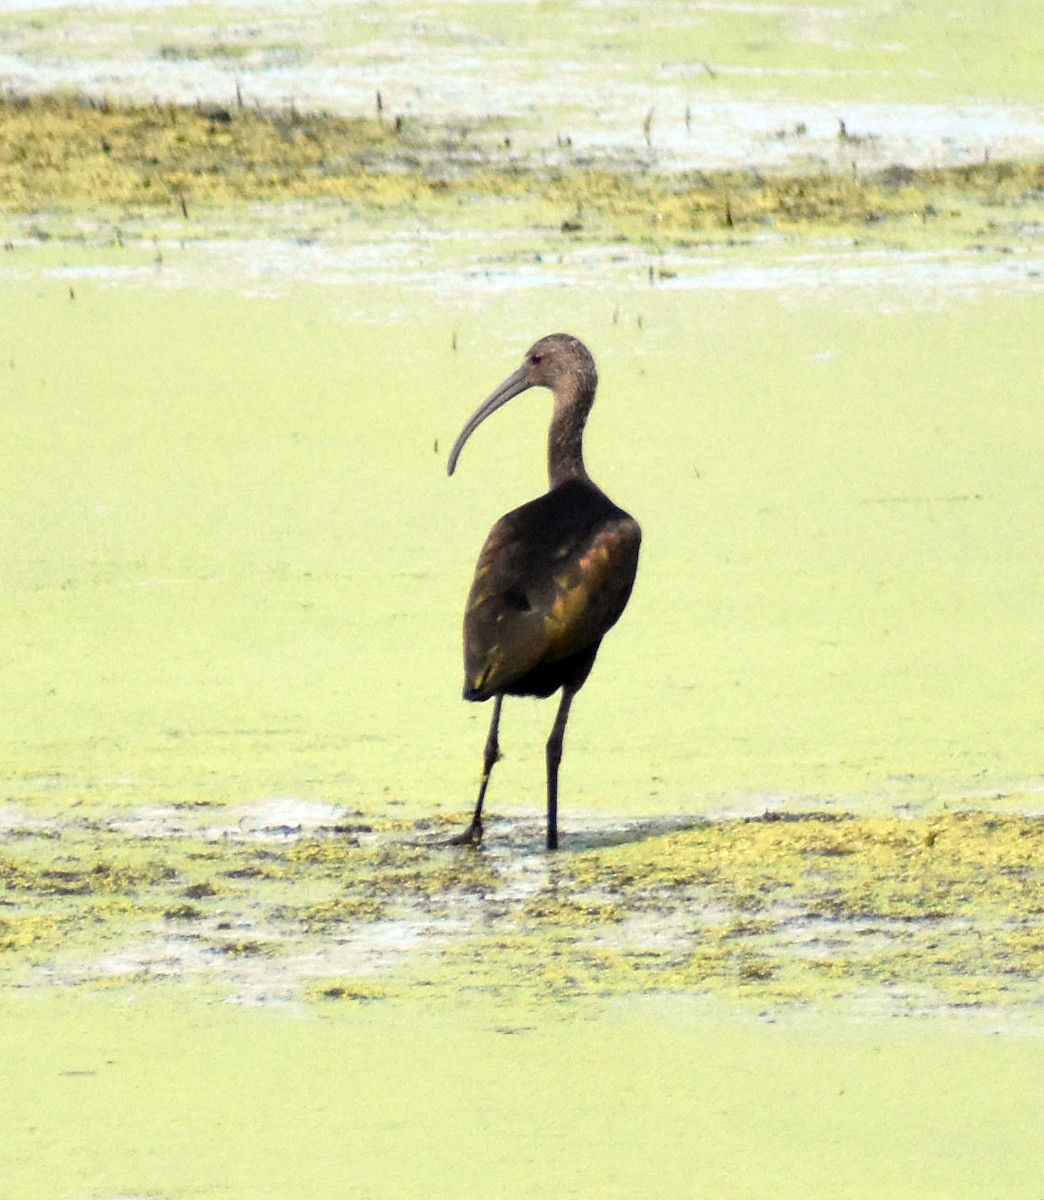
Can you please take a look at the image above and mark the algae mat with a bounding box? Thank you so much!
[5,803,1044,1018]
[2,250,1043,814]
[3,990,1044,1200]
[2,58,1044,1198]
[3,228,1044,1197]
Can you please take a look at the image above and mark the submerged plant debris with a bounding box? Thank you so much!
[2,803,1044,1020]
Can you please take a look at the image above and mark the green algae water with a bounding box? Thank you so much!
[3,168,1044,1200]
[3,258,1042,816]
[2,2,1044,1194]
[4,990,1044,1200]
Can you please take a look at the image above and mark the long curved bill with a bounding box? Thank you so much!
[447,365,531,476]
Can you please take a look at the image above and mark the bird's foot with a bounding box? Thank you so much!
[445,817,483,848]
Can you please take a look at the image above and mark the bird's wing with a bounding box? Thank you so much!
[463,509,641,698]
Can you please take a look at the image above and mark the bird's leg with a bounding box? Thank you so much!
[545,685,577,852]
[449,694,503,847]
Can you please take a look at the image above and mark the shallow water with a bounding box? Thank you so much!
[2,7,1044,1197]
[5,201,1043,1190]
[3,234,1043,818]
[5,989,1044,1200]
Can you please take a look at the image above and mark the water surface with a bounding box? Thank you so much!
[2,6,1043,1197]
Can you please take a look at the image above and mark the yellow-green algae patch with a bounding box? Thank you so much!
[4,808,1044,1020]
[2,93,1043,245]
[430,812,1044,1016]
[0,92,478,209]
[557,812,1044,1012]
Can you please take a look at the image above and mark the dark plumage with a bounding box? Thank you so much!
[446,333,641,850]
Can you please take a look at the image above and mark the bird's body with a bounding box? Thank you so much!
[447,333,640,850]
[463,478,639,701]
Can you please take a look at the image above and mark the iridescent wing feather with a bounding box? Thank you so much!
[463,482,641,700]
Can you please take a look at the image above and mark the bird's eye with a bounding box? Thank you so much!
[531,353,542,365]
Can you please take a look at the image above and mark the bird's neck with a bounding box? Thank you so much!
[547,391,592,488]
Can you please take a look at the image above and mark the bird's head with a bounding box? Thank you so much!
[447,333,597,476]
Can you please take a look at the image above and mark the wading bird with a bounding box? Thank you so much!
[446,333,641,850]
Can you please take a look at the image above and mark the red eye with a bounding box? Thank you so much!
[531,353,542,365]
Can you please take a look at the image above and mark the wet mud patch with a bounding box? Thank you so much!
[3,801,1044,1023]
[2,92,1043,251]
